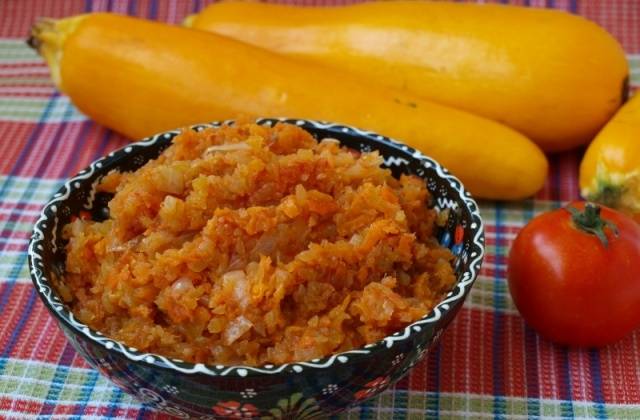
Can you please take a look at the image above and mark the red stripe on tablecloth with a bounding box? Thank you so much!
[57,123,129,178]
[19,121,81,178]
[24,301,80,366]
[1,243,27,252]
[505,309,528,397]
[0,88,56,97]
[434,307,640,404]
[568,350,594,404]
[480,268,507,279]
[0,213,39,225]
[405,344,428,391]
[0,202,45,211]
[484,225,524,235]
[537,150,582,202]
[0,123,41,175]
[35,122,91,178]
[26,305,63,363]
[0,229,29,239]
[436,304,482,394]
[1,297,85,367]
[0,396,43,416]
[11,120,64,177]
[0,120,129,179]
[66,124,129,176]
[0,208,41,220]
[600,338,640,404]
[1,0,87,38]
[581,0,640,53]
[59,121,104,176]
[0,67,50,77]
[0,284,35,353]
[12,299,72,369]
[0,55,54,97]
[19,122,86,179]
[483,254,511,265]
[557,151,581,201]
[0,63,49,73]
[0,397,165,419]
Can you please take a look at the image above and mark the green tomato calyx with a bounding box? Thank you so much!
[566,203,619,247]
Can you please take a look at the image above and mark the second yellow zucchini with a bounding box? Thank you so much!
[186,1,628,152]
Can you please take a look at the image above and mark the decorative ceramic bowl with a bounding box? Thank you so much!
[29,118,484,418]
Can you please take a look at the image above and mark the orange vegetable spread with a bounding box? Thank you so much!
[60,122,455,365]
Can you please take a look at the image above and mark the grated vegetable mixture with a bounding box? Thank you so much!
[60,122,455,366]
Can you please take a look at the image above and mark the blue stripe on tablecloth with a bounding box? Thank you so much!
[559,349,575,417]
[569,0,578,13]
[72,368,100,417]
[135,406,146,420]
[192,0,201,13]
[358,398,373,419]
[589,349,607,419]
[106,386,126,418]
[493,203,506,418]
[39,341,80,417]
[149,0,158,19]
[128,0,137,15]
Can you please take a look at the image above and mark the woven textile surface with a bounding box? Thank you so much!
[1,0,639,418]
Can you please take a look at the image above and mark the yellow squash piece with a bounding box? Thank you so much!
[186,1,628,152]
[580,94,640,221]
[30,13,547,200]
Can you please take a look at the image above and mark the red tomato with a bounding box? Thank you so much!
[507,201,640,347]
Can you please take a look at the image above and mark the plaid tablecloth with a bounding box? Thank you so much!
[1,0,639,418]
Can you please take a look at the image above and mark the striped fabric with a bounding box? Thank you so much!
[1,0,639,418]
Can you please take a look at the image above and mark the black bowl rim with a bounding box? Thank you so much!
[28,117,484,378]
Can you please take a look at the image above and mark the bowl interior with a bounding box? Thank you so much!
[29,118,484,377]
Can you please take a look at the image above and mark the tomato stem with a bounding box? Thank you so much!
[566,203,619,247]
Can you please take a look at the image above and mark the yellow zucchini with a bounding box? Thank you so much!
[580,94,640,221]
[186,1,628,152]
[30,13,548,200]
